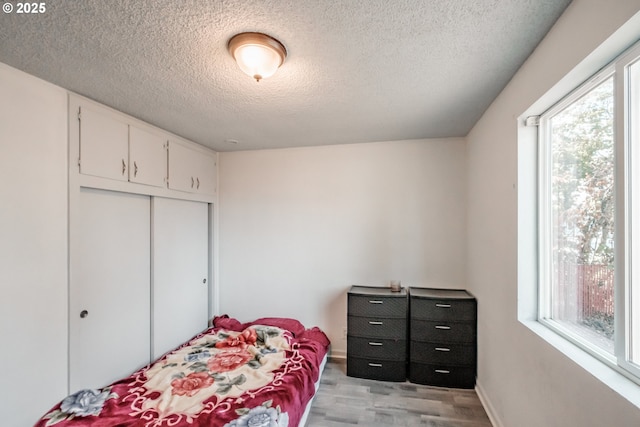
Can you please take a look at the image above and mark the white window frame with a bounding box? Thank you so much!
[619,44,640,380]
[537,40,640,384]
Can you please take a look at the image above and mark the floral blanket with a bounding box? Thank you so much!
[36,318,330,427]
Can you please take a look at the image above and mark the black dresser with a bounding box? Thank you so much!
[347,285,407,381]
[408,287,477,389]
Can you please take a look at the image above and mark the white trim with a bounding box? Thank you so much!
[618,42,640,381]
[475,381,501,427]
[329,349,346,360]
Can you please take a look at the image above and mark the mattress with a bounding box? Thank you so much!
[35,315,330,427]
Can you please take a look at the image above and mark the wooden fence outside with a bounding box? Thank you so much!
[554,262,614,321]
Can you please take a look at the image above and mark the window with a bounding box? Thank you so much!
[628,53,640,369]
[538,41,640,381]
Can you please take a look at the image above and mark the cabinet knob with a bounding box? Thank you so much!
[80,310,89,318]
[202,278,207,284]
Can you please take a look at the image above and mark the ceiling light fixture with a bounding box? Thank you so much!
[228,32,287,82]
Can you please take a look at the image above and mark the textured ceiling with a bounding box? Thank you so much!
[0,0,571,151]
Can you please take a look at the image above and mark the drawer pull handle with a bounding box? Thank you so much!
[369,321,383,325]
[368,342,383,346]
[435,369,450,374]
[435,325,451,330]
[435,347,450,352]
[436,303,451,308]
[368,363,383,368]
[369,300,384,304]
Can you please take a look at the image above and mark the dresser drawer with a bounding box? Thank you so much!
[408,362,475,389]
[410,298,476,321]
[348,335,407,360]
[409,341,475,365]
[410,319,475,343]
[347,356,406,382]
[348,294,407,318]
[348,315,407,339]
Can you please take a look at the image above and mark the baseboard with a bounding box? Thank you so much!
[329,349,346,360]
[475,381,503,427]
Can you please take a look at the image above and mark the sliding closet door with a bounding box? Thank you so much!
[70,188,151,392]
[152,197,209,359]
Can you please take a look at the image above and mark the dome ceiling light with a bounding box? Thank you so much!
[228,32,287,82]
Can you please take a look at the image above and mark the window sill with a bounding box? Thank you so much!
[521,319,640,410]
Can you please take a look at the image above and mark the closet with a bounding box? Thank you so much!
[152,197,209,360]
[70,188,151,391]
[68,95,216,391]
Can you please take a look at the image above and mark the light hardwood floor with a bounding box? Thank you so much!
[305,359,492,427]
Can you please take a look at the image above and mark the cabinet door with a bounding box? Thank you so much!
[129,125,167,187]
[70,188,151,392]
[167,141,216,195]
[152,197,209,359]
[79,105,129,181]
[195,151,217,195]
[167,141,197,193]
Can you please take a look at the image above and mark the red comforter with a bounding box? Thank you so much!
[35,316,330,427]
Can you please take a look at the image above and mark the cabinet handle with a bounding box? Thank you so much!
[80,310,89,318]
[368,321,383,325]
[196,177,200,189]
[121,159,126,175]
[203,278,207,284]
[191,176,195,188]
[435,369,450,374]
[435,347,451,352]
[436,303,451,308]
[368,363,383,368]
[368,300,383,304]
[133,161,138,177]
[368,342,383,346]
[435,325,451,330]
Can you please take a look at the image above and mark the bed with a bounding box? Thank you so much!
[35,315,330,427]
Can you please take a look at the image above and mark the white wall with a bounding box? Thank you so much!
[218,139,466,355]
[467,1,640,426]
[0,64,68,424]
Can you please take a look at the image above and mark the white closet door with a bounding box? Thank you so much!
[70,188,151,392]
[153,197,209,360]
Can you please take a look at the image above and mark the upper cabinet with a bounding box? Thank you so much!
[72,95,217,200]
[78,104,129,182]
[78,103,166,188]
[168,140,217,196]
[129,125,167,188]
